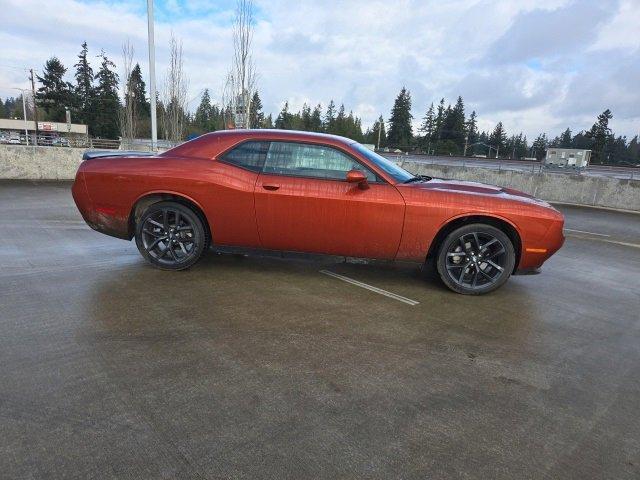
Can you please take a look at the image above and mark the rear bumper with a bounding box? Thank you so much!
[72,171,131,240]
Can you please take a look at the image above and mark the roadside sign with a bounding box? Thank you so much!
[38,122,57,131]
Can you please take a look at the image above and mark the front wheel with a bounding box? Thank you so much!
[436,223,515,295]
[135,201,207,270]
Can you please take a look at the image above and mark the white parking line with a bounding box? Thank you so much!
[320,270,420,306]
[564,228,610,237]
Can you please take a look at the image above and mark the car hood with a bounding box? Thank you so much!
[406,177,548,205]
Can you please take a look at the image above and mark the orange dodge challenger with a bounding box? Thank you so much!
[72,129,564,294]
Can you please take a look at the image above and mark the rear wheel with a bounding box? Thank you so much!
[135,201,207,270]
[436,223,515,295]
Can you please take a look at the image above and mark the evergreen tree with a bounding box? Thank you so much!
[324,100,336,133]
[195,89,213,132]
[300,103,312,130]
[505,133,528,159]
[434,98,445,142]
[128,64,150,137]
[275,102,292,129]
[0,97,6,118]
[73,42,95,132]
[249,91,264,128]
[310,104,323,132]
[531,133,548,161]
[387,87,413,148]
[335,103,346,136]
[464,111,478,155]
[489,122,507,157]
[37,57,73,122]
[627,136,640,165]
[93,51,120,139]
[587,109,613,164]
[448,96,466,149]
[419,103,435,152]
[263,113,274,129]
[129,64,149,117]
[559,128,572,147]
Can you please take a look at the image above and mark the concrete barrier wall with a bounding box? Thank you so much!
[1,145,638,211]
[0,145,88,180]
[399,160,640,212]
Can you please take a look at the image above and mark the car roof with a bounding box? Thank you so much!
[206,129,356,145]
[163,129,359,160]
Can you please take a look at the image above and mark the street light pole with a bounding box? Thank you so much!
[147,0,158,151]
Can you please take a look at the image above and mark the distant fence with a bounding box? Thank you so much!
[0,136,178,150]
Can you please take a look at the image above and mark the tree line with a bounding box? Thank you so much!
[0,43,638,166]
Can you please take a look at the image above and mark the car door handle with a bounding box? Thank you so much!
[262,184,280,191]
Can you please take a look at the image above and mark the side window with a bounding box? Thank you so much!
[220,141,269,172]
[263,142,378,181]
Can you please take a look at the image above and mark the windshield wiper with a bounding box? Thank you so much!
[403,175,432,184]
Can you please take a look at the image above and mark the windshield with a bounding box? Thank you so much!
[352,143,414,183]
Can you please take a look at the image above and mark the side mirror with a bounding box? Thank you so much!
[346,169,369,189]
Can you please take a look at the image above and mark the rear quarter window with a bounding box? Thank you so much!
[220,141,270,172]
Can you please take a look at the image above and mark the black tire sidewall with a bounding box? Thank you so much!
[135,201,206,270]
[436,223,515,295]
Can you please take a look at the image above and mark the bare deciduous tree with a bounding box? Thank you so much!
[162,34,189,143]
[119,40,136,147]
[223,0,257,129]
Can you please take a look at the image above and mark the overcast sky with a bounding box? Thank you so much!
[1,0,638,139]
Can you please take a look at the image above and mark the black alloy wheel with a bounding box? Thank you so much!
[135,201,207,270]
[436,223,515,294]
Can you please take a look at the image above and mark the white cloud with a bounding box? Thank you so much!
[0,0,638,139]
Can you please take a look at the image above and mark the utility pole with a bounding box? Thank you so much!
[22,93,28,145]
[376,118,382,150]
[29,69,39,146]
[463,134,469,156]
[147,0,158,151]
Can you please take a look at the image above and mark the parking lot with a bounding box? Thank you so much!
[1,182,639,479]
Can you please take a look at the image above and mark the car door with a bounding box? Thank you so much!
[254,141,405,259]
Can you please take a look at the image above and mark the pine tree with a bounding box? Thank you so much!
[275,102,292,129]
[93,51,120,139]
[419,103,435,152]
[249,91,264,128]
[300,103,312,130]
[450,96,466,149]
[37,57,73,122]
[489,122,507,158]
[559,128,572,148]
[72,42,96,132]
[0,98,6,118]
[335,104,346,136]
[434,98,445,142]
[324,100,336,133]
[387,87,413,148]
[464,111,478,155]
[587,109,613,164]
[531,133,548,161]
[195,89,212,132]
[128,63,150,137]
[310,104,322,132]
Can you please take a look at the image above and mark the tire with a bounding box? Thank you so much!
[135,201,208,270]
[436,223,515,295]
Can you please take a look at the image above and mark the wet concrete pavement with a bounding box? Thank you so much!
[1,182,639,479]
